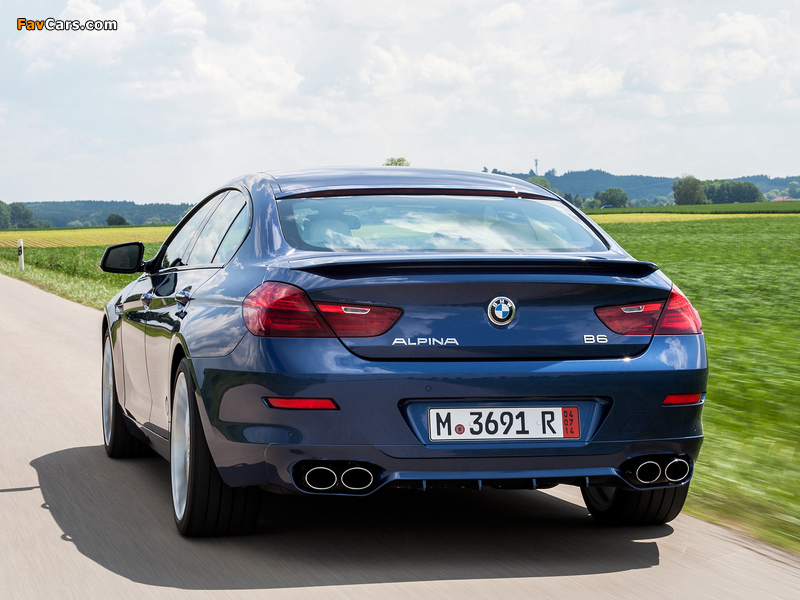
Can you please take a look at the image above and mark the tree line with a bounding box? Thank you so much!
[670,176,800,205]
[523,174,794,209]
[491,167,800,204]
[5,200,192,229]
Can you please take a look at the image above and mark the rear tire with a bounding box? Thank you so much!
[581,484,689,525]
[170,359,261,537]
[102,332,149,458]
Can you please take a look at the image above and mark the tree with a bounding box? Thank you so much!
[673,176,708,205]
[583,198,601,210]
[384,157,410,166]
[786,181,800,198]
[8,202,50,228]
[106,213,128,226]
[595,187,629,208]
[702,180,763,204]
[526,176,552,190]
[0,201,10,229]
[10,202,35,227]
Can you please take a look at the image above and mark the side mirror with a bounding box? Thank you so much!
[101,242,145,274]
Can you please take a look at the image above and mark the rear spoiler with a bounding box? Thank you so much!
[288,255,659,279]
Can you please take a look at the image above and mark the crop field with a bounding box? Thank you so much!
[0,214,798,553]
[0,225,172,248]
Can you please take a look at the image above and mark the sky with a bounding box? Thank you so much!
[2,0,799,204]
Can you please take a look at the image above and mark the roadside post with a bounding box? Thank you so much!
[18,239,24,271]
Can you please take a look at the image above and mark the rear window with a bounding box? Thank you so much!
[276,195,607,253]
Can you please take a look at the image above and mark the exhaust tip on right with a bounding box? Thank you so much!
[341,467,374,491]
[665,458,690,482]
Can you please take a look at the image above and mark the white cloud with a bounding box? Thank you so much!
[2,0,800,203]
[473,3,527,30]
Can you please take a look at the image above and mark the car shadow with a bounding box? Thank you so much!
[31,446,671,590]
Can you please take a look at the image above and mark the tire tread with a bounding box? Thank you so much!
[582,484,689,526]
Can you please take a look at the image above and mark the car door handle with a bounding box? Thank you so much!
[142,292,154,307]
[175,288,192,306]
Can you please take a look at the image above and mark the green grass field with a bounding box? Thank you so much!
[0,217,798,553]
[600,216,800,552]
[585,199,800,215]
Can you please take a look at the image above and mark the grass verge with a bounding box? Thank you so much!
[0,244,161,309]
[601,216,800,553]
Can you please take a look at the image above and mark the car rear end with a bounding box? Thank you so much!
[193,173,706,521]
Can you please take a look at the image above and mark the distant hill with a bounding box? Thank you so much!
[24,200,191,228]
[490,169,800,200]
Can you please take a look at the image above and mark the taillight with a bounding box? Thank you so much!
[244,283,334,337]
[316,303,402,337]
[595,286,702,336]
[654,287,702,335]
[243,282,402,338]
[594,301,664,335]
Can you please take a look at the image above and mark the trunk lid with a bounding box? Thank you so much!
[286,254,670,361]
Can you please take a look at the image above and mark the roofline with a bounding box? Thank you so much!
[254,166,561,201]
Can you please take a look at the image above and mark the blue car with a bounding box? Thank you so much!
[100,167,706,536]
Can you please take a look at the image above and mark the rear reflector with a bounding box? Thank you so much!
[265,397,339,410]
[316,303,402,337]
[663,393,703,406]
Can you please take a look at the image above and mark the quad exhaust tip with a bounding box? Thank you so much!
[629,456,691,486]
[299,462,378,493]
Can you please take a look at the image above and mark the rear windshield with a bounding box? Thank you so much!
[276,195,607,253]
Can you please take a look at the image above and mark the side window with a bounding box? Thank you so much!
[160,193,224,270]
[213,204,250,264]
[186,191,248,266]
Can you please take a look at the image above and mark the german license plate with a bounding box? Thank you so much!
[428,406,580,441]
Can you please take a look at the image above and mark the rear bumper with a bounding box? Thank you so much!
[211,436,703,494]
[189,334,707,492]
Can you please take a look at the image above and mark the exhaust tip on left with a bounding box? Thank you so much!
[635,461,662,484]
[304,466,337,491]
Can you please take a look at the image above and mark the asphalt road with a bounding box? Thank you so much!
[1,272,799,600]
